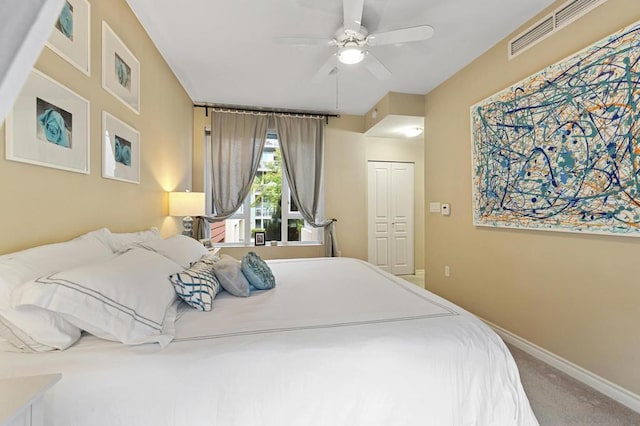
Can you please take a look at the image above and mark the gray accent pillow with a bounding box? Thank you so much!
[211,255,251,297]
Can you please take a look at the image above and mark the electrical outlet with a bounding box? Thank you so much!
[444,265,450,277]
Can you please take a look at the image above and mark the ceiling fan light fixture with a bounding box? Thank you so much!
[338,46,365,64]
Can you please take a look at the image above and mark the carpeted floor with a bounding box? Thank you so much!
[398,273,640,425]
[509,344,640,425]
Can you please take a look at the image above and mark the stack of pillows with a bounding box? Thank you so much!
[0,228,275,353]
[164,245,276,312]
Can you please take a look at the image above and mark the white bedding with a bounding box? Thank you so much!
[0,257,538,425]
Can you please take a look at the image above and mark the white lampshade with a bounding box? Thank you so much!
[169,192,205,217]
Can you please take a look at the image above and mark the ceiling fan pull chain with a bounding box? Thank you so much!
[335,67,339,110]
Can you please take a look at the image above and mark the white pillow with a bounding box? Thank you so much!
[105,227,161,253]
[138,235,209,269]
[74,227,113,248]
[0,234,114,352]
[13,248,182,348]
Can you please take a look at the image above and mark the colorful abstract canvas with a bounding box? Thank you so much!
[471,22,640,236]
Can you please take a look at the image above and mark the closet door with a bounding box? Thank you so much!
[367,161,414,275]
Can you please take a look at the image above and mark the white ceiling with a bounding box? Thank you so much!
[126,0,555,115]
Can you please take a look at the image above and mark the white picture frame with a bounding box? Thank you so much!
[46,0,91,76]
[102,21,140,114]
[102,111,140,184]
[5,69,90,174]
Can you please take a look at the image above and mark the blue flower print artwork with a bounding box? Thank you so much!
[55,1,73,41]
[115,53,131,91]
[114,135,132,166]
[36,98,72,149]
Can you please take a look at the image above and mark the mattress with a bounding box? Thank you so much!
[0,257,538,425]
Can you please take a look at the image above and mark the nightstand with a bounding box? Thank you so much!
[0,374,61,426]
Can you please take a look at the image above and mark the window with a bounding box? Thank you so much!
[205,131,323,245]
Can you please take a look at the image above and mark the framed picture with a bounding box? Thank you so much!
[199,238,213,249]
[254,232,265,246]
[5,69,89,174]
[471,20,640,237]
[102,111,140,184]
[46,0,91,75]
[102,21,140,114]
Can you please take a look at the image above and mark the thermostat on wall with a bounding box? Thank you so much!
[441,203,450,216]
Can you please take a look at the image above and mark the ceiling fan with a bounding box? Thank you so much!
[280,0,434,82]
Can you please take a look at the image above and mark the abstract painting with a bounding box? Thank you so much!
[471,21,640,236]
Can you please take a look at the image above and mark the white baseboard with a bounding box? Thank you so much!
[483,318,640,414]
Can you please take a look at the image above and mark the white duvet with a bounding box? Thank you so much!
[0,257,538,425]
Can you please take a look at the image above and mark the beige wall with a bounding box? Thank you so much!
[364,92,424,131]
[0,0,193,254]
[193,109,425,268]
[424,0,640,394]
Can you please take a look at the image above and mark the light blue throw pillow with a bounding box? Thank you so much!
[241,252,276,290]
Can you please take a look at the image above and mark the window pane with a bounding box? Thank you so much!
[251,139,282,242]
[287,219,304,242]
[289,194,299,212]
[213,218,245,243]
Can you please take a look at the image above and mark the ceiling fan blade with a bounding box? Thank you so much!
[312,54,337,83]
[363,52,391,80]
[367,25,434,46]
[343,0,364,32]
[276,37,335,47]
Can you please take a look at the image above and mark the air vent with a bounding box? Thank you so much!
[556,0,602,27]
[510,17,554,57]
[508,0,607,59]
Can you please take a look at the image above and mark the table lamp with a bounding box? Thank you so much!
[169,191,205,238]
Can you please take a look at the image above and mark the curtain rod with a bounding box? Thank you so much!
[194,103,340,121]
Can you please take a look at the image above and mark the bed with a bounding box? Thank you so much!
[0,248,538,425]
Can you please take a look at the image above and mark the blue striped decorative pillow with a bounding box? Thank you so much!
[169,261,222,312]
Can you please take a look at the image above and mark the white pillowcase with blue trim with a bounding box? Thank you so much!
[12,248,182,348]
[105,227,161,253]
[137,234,209,269]
[0,230,114,352]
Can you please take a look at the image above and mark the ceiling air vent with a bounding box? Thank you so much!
[510,16,554,57]
[508,0,607,59]
[556,0,603,27]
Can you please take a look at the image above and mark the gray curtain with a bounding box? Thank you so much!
[274,115,339,257]
[205,110,269,221]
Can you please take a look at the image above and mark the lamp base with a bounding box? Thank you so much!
[182,216,194,238]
